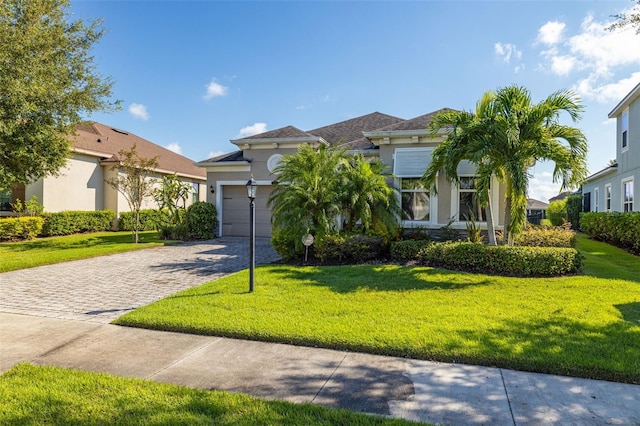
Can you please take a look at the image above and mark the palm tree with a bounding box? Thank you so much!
[341,154,399,235]
[424,85,588,245]
[268,144,345,247]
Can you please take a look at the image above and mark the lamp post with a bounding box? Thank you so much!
[246,176,257,293]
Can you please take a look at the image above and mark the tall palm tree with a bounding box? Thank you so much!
[424,85,588,245]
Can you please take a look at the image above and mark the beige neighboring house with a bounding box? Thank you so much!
[1,122,207,226]
[197,111,508,237]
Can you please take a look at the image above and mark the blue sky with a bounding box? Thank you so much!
[72,0,640,202]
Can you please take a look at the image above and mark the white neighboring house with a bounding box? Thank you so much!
[1,122,207,226]
[582,82,640,213]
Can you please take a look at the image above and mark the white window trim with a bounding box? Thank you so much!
[397,177,438,227]
[594,187,599,212]
[605,183,612,212]
[622,109,629,152]
[216,180,272,237]
[451,175,491,225]
[622,177,634,212]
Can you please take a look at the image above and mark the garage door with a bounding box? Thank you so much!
[221,185,273,237]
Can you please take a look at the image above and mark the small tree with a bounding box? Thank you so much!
[153,173,193,238]
[547,199,568,226]
[106,145,158,243]
[607,1,640,34]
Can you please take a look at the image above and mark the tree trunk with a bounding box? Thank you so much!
[134,209,140,244]
[486,194,497,246]
[504,195,513,246]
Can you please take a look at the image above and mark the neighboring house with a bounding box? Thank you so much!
[582,82,640,213]
[526,198,548,225]
[548,192,572,203]
[197,111,508,237]
[0,122,207,226]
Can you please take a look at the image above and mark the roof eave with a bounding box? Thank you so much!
[230,136,328,146]
[584,165,618,182]
[363,129,448,138]
[609,81,640,118]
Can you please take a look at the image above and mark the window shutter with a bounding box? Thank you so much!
[394,149,432,177]
[456,160,477,175]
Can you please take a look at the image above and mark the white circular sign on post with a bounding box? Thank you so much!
[302,234,314,247]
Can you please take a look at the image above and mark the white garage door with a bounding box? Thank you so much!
[221,185,273,237]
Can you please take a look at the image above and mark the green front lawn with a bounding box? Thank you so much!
[0,364,419,425]
[115,234,640,384]
[0,231,169,273]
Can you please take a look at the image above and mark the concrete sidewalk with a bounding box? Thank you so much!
[1,312,638,425]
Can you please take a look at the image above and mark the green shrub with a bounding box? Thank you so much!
[0,217,44,241]
[546,199,568,226]
[41,211,114,236]
[580,212,640,253]
[540,218,552,227]
[186,202,218,240]
[418,242,581,276]
[390,240,433,261]
[118,210,163,231]
[315,234,387,264]
[271,228,305,260]
[514,225,576,248]
[566,194,582,230]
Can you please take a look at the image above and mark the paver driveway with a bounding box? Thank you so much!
[0,237,280,323]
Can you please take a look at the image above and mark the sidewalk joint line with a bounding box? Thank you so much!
[500,369,517,426]
[311,352,348,403]
[145,337,221,381]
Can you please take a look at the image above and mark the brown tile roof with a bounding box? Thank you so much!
[338,137,376,150]
[237,125,316,140]
[72,122,205,179]
[307,112,404,145]
[374,108,455,132]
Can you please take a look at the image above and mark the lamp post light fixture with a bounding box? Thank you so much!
[246,176,258,293]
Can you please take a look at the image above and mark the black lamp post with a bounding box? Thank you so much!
[246,176,258,293]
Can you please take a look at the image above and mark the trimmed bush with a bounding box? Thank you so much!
[41,211,114,236]
[546,199,568,226]
[315,234,387,264]
[0,217,44,241]
[271,228,305,260]
[390,240,433,261]
[118,210,163,231]
[417,242,581,276]
[186,202,218,240]
[580,212,640,254]
[514,225,576,248]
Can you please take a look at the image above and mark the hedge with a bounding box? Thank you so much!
[417,242,582,276]
[390,240,433,261]
[315,234,388,264]
[0,217,44,241]
[118,210,164,231]
[580,212,640,254]
[514,226,576,248]
[41,211,114,236]
[186,202,218,240]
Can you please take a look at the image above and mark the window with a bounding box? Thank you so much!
[594,187,599,212]
[622,110,629,150]
[401,179,429,221]
[192,183,199,203]
[605,184,611,212]
[623,179,634,212]
[458,177,486,221]
[0,189,11,211]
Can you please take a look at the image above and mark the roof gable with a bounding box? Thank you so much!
[236,125,315,140]
[376,108,455,132]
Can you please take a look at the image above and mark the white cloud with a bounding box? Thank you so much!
[237,122,267,138]
[128,103,149,120]
[537,21,566,45]
[573,72,640,103]
[528,170,562,204]
[207,150,226,159]
[165,142,182,155]
[494,42,522,63]
[204,78,227,100]
[550,55,576,76]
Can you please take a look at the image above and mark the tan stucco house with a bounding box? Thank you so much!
[198,111,508,237]
[1,122,207,225]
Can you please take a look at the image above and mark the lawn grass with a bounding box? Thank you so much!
[0,231,170,273]
[0,364,420,425]
[115,234,640,384]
